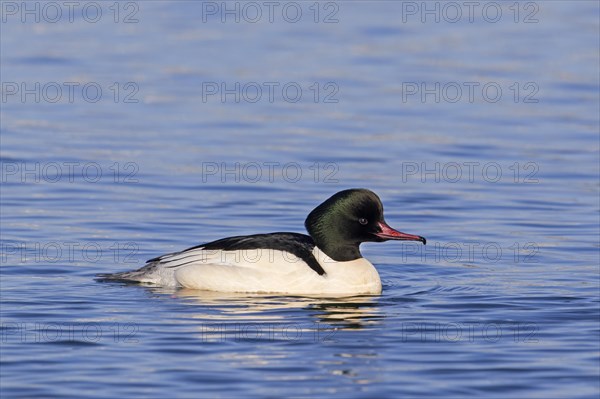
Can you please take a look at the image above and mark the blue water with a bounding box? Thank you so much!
[1,1,599,398]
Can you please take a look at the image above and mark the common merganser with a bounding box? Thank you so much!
[98,189,426,295]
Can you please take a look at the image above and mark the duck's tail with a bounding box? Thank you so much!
[96,262,163,284]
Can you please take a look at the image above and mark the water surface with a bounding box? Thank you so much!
[1,1,599,398]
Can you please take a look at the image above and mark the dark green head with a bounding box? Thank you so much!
[305,189,426,261]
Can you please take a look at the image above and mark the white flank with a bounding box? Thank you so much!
[133,246,382,295]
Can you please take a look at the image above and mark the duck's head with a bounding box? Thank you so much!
[305,189,426,261]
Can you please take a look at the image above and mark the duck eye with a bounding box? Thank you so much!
[358,218,368,225]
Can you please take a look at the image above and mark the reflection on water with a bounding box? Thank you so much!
[171,288,383,334]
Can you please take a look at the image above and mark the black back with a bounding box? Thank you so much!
[149,232,326,276]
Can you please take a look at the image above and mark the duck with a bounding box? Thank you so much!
[97,189,426,295]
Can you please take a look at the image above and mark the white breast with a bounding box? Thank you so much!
[171,246,382,295]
